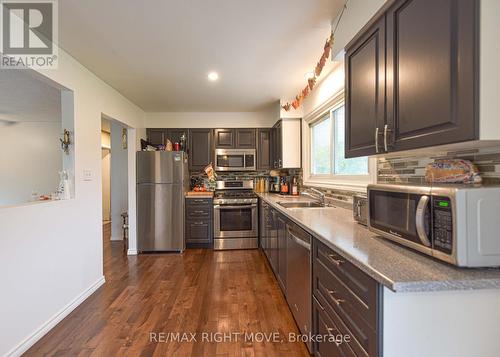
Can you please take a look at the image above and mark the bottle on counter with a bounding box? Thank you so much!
[291,176,299,196]
[280,177,289,195]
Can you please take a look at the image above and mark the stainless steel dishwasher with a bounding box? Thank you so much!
[286,221,311,352]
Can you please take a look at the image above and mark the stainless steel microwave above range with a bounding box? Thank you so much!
[213,179,258,250]
[367,183,500,267]
[214,149,256,171]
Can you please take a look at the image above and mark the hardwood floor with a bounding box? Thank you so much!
[25,226,309,356]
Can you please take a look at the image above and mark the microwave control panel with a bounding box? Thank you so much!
[432,197,453,254]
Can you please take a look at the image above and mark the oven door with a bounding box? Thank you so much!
[214,203,258,238]
[368,185,432,255]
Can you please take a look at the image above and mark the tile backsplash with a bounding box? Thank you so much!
[378,145,500,185]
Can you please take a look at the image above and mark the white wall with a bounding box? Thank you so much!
[110,121,128,240]
[331,0,385,59]
[101,149,111,221]
[145,111,278,128]
[0,122,62,205]
[0,46,145,356]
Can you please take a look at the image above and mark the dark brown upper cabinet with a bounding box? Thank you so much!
[188,129,213,171]
[146,128,167,146]
[214,129,235,148]
[214,128,256,149]
[166,128,189,148]
[345,16,386,158]
[345,0,478,158]
[235,129,256,149]
[257,128,272,170]
[386,0,478,152]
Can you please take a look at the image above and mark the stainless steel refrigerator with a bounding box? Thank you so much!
[137,151,188,252]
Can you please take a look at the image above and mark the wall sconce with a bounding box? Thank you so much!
[60,129,71,154]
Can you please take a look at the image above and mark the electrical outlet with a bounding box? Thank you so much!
[83,169,92,181]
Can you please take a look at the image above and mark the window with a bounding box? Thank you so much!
[310,104,368,177]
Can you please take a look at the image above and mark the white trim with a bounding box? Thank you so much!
[6,276,105,357]
[127,249,138,255]
[303,90,345,124]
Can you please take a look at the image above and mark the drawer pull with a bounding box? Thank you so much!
[193,221,204,225]
[327,289,345,306]
[327,254,344,266]
[193,210,206,214]
[325,324,341,346]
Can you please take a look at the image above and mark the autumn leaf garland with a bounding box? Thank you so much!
[282,33,334,111]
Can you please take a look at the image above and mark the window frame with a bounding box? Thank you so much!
[302,90,376,191]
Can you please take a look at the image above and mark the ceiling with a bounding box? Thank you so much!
[0,70,61,124]
[58,0,344,112]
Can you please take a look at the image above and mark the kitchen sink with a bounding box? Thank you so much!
[278,201,326,209]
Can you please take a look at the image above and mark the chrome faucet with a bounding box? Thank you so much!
[302,188,326,206]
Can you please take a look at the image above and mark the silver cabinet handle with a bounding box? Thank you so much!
[384,124,392,152]
[327,289,345,306]
[375,127,380,153]
[327,253,344,266]
[287,227,311,251]
[416,195,431,247]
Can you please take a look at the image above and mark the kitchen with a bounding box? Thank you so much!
[2,0,500,357]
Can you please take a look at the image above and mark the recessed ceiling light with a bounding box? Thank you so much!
[304,71,315,80]
[208,72,219,81]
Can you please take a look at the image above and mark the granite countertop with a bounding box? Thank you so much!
[258,193,500,293]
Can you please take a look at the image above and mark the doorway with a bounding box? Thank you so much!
[100,116,129,258]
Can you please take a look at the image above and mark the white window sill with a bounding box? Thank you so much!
[0,198,75,210]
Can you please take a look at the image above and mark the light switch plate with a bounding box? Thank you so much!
[83,169,92,181]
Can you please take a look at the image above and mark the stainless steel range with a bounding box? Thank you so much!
[213,179,258,250]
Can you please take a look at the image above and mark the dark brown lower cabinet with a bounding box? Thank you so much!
[185,198,213,248]
[313,239,382,357]
[277,215,287,293]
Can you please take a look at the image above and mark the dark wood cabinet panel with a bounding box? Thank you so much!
[345,16,386,158]
[235,129,256,149]
[146,128,167,146]
[345,0,478,158]
[185,198,213,247]
[272,121,283,168]
[386,0,478,151]
[277,216,287,293]
[188,129,213,171]
[313,239,382,357]
[214,129,235,148]
[166,129,188,147]
[257,128,272,170]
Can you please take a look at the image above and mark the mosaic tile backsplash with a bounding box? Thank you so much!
[378,146,500,185]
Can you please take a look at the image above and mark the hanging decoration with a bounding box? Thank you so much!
[282,1,348,112]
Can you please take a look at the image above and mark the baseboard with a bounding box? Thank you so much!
[110,235,123,241]
[6,276,106,357]
[127,249,138,255]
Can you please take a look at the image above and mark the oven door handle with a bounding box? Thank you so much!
[416,195,431,247]
[214,204,258,210]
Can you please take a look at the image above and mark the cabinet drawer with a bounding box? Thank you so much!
[314,240,378,317]
[186,198,212,206]
[314,262,378,356]
[186,207,211,219]
[313,296,358,357]
[185,220,212,243]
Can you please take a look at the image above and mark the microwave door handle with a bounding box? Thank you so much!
[416,195,431,247]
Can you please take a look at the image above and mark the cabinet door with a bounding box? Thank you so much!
[146,128,167,146]
[345,16,386,158]
[273,121,283,168]
[189,129,213,171]
[277,216,287,293]
[166,129,188,147]
[269,209,279,273]
[257,128,272,170]
[214,129,235,148]
[185,220,212,244]
[386,0,478,151]
[235,129,256,149]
